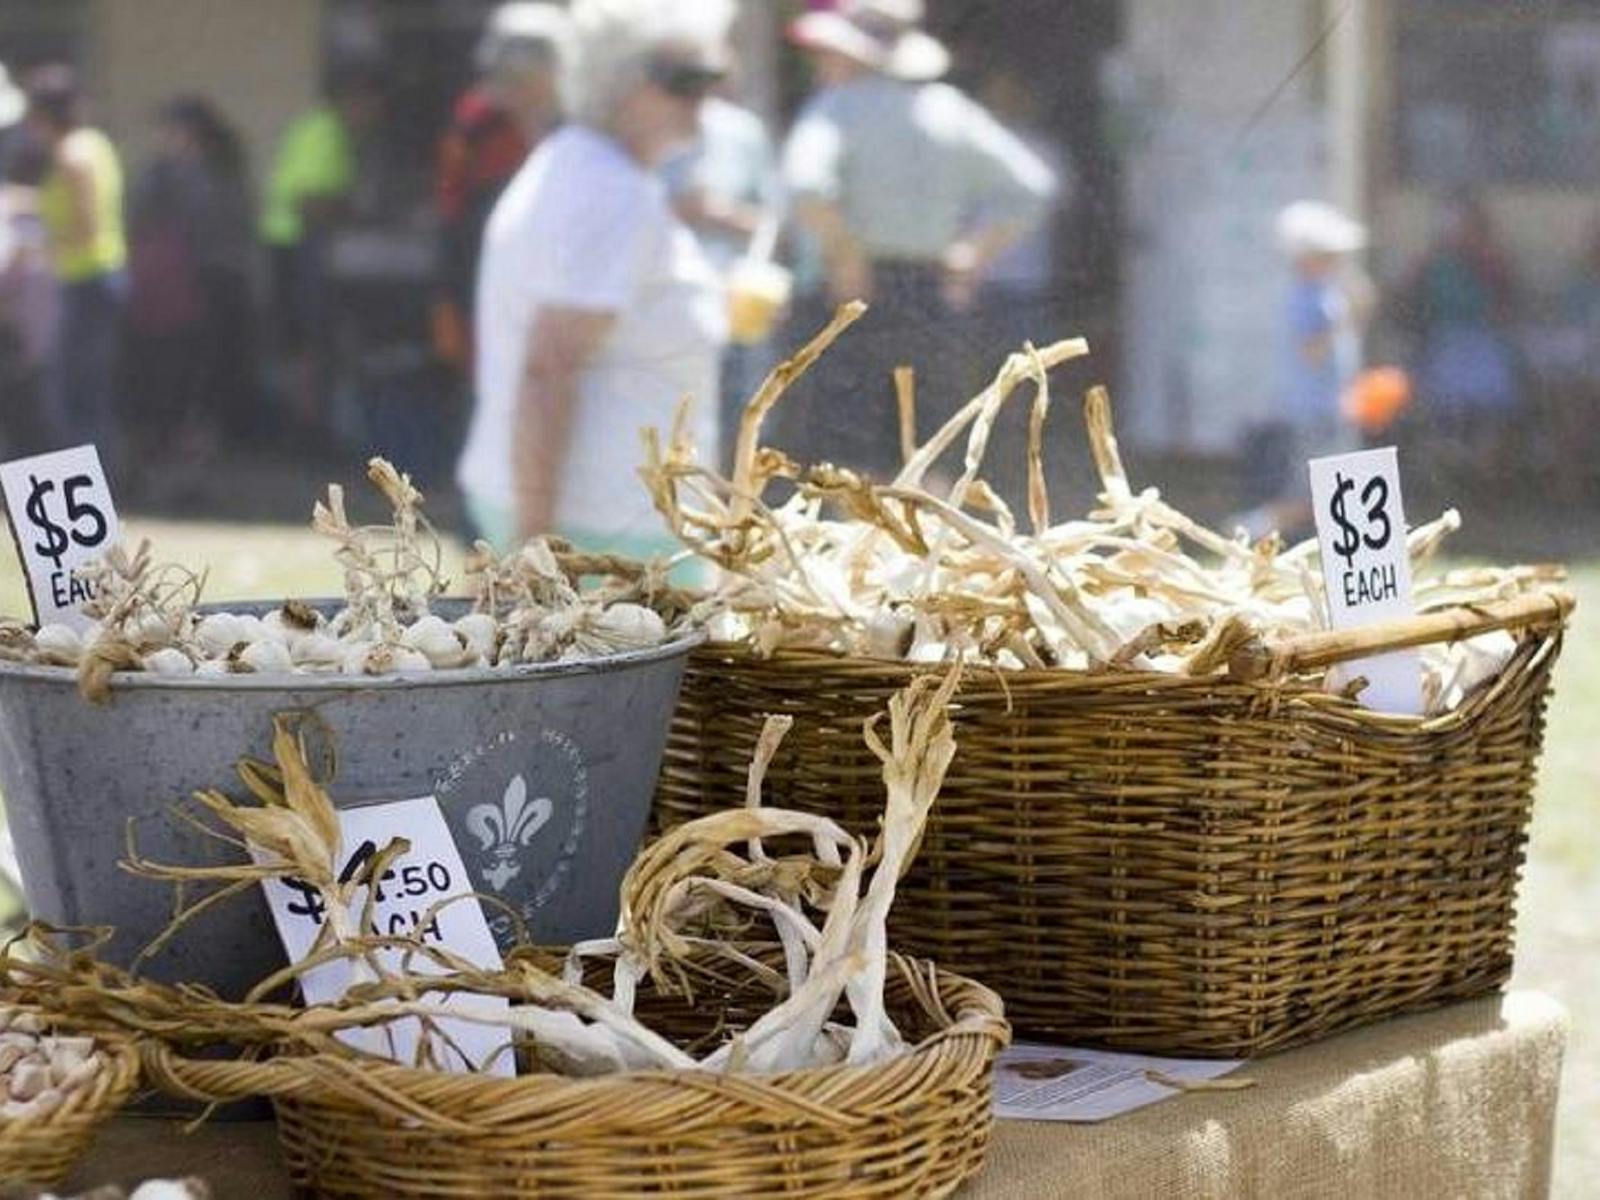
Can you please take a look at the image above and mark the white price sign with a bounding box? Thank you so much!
[0,445,119,630]
[1308,446,1422,714]
[257,796,513,1076]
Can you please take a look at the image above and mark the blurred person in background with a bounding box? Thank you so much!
[261,60,385,435]
[434,2,570,378]
[662,86,782,466]
[1401,194,1521,462]
[25,65,126,461]
[458,0,732,556]
[1236,201,1372,540]
[124,98,256,480]
[0,63,22,180]
[0,75,62,456]
[975,67,1073,355]
[777,0,1057,482]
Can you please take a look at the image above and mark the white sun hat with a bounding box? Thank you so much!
[1275,200,1368,257]
[789,0,951,83]
[0,63,24,128]
[476,2,572,75]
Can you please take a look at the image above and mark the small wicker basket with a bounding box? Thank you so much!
[141,947,1008,1200]
[0,1010,141,1189]
[656,591,1570,1057]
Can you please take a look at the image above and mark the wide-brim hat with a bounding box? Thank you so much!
[789,1,950,83]
[476,2,572,74]
[0,63,24,128]
[1276,200,1368,257]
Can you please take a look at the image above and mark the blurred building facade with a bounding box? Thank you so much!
[3,0,1598,459]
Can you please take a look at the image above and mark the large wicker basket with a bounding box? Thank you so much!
[141,947,1008,1200]
[656,591,1570,1057]
[0,1009,141,1188]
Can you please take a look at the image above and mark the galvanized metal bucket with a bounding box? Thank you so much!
[0,602,699,997]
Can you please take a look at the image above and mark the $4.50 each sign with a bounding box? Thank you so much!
[1308,447,1422,715]
[256,796,513,1076]
[0,445,119,630]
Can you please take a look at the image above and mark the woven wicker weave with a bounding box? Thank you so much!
[142,948,1008,1200]
[0,1013,140,1188]
[656,592,1569,1057]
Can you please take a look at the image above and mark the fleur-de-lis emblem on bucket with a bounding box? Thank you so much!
[465,775,553,891]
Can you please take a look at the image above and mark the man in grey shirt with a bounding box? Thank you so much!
[778,0,1057,481]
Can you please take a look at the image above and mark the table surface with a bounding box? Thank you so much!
[66,991,1566,1200]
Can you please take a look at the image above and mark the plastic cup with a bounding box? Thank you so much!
[727,258,793,345]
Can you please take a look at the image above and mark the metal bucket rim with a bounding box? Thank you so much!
[0,595,705,691]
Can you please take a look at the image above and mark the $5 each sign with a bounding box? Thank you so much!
[0,445,119,630]
[255,795,513,1076]
[1308,447,1422,715]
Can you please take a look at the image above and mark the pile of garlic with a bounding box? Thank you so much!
[0,460,680,686]
[0,1005,110,1123]
[643,305,1562,714]
[17,593,667,681]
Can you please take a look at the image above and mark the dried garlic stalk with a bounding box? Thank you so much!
[641,305,1560,710]
[5,459,685,698]
[87,672,962,1079]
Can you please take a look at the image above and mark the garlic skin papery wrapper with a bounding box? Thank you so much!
[0,459,689,700]
[641,302,1561,714]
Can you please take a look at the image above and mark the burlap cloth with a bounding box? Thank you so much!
[68,992,1564,1200]
[968,991,1566,1200]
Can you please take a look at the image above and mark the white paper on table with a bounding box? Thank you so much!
[993,1041,1244,1122]
[256,795,514,1076]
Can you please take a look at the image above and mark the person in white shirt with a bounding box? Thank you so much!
[777,0,1057,483]
[458,0,732,556]
[662,94,783,467]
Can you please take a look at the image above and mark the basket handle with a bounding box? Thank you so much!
[1229,589,1573,682]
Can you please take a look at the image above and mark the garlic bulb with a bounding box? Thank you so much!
[355,643,432,675]
[128,610,175,647]
[292,633,345,672]
[142,648,195,676]
[863,610,914,660]
[194,612,248,657]
[233,614,268,644]
[579,604,665,655]
[339,640,376,675]
[236,639,293,674]
[263,605,321,650]
[401,614,468,669]
[454,612,499,664]
[194,659,230,678]
[129,1182,214,1200]
[32,623,83,666]
[0,1004,110,1125]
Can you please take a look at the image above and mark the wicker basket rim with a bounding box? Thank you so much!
[693,617,1563,733]
[143,953,1008,1123]
[0,1012,140,1132]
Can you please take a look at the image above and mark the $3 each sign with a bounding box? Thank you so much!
[1308,446,1422,715]
[1327,469,1393,570]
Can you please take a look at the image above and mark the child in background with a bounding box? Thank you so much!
[1236,201,1372,541]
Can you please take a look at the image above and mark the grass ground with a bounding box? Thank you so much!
[0,521,1592,1192]
[1509,564,1600,1197]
